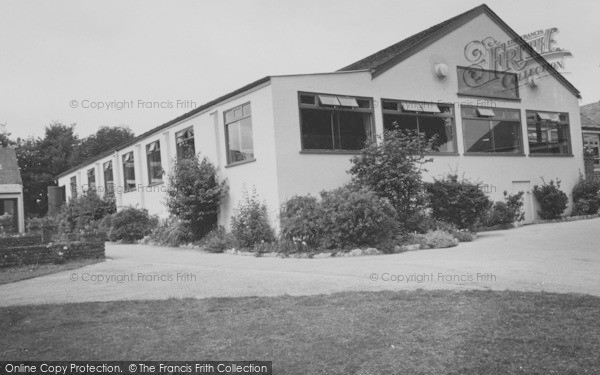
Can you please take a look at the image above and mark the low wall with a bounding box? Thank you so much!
[0,241,105,268]
[0,235,43,249]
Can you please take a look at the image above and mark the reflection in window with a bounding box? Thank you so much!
[146,141,163,184]
[122,152,136,192]
[176,127,195,159]
[299,93,374,151]
[382,100,456,153]
[461,106,522,154]
[225,103,254,164]
[526,111,571,155]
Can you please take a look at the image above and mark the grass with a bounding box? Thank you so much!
[0,259,103,285]
[1,290,599,374]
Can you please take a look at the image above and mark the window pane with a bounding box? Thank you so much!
[70,177,77,198]
[177,138,195,159]
[528,113,571,155]
[338,111,370,150]
[457,67,519,99]
[491,121,521,153]
[383,114,418,132]
[147,147,163,184]
[87,169,96,190]
[122,155,136,191]
[419,116,455,152]
[464,119,493,152]
[301,108,334,150]
[227,117,254,163]
[104,165,114,195]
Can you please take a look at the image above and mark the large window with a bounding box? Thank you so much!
[87,168,96,191]
[583,133,600,166]
[457,66,519,100]
[122,152,136,192]
[462,106,523,154]
[103,161,114,195]
[224,103,254,164]
[299,93,374,151]
[70,176,77,198]
[527,111,571,155]
[176,127,195,159]
[382,100,456,153]
[146,141,163,184]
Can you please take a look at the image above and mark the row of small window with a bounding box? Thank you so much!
[298,92,572,155]
[69,103,254,196]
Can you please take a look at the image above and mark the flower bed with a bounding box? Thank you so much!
[0,241,105,268]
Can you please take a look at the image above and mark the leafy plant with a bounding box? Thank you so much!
[533,178,568,220]
[319,186,398,250]
[200,227,235,253]
[280,195,323,250]
[106,207,158,243]
[414,230,459,249]
[165,155,228,240]
[230,189,276,249]
[571,173,600,215]
[348,128,433,230]
[427,174,492,229]
[56,189,116,236]
[485,191,525,227]
[147,216,194,247]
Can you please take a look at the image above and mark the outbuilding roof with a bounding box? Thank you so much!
[0,148,23,185]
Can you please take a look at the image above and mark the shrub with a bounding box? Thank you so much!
[452,229,476,242]
[56,190,116,236]
[571,174,600,215]
[427,174,492,229]
[533,178,568,219]
[280,195,323,249]
[0,213,14,234]
[200,227,235,253]
[415,230,459,249]
[147,217,194,247]
[319,186,398,250]
[165,155,228,240]
[106,207,158,243]
[348,128,433,230]
[230,190,276,249]
[485,191,525,227]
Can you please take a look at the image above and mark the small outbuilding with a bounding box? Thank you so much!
[0,148,25,233]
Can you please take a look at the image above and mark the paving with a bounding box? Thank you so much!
[0,218,599,306]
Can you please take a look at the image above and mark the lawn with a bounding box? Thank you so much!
[0,259,103,285]
[1,290,599,374]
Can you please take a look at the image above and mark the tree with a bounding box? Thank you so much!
[74,126,135,164]
[165,155,228,239]
[348,127,433,229]
[0,123,15,147]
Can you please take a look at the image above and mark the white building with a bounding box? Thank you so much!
[0,148,25,233]
[57,4,584,229]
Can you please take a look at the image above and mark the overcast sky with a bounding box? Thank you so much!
[1,0,599,140]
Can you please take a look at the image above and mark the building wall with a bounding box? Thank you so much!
[58,83,279,230]
[270,12,583,222]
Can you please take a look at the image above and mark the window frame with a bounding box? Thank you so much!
[103,161,114,196]
[381,98,458,154]
[526,110,572,156]
[461,105,525,156]
[86,167,96,191]
[175,126,195,159]
[122,151,136,193]
[146,140,163,185]
[224,102,255,166]
[298,91,375,153]
[457,65,520,101]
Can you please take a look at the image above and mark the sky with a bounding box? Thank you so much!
[1,0,599,140]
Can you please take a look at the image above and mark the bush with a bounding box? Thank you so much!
[280,195,323,250]
[319,186,398,250]
[452,229,476,242]
[571,174,600,215]
[415,230,459,249]
[533,178,568,219]
[165,155,228,240]
[230,190,276,249]
[106,207,158,243]
[57,190,116,236]
[348,128,433,230]
[199,227,234,253]
[485,191,525,227]
[427,174,492,229]
[146,217,194,247]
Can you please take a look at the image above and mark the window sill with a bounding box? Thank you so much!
[457,93,521,102]
[427,152,460,156]
[123,189,136,194]
[300,150,361,155]
[528,153,574,157]
[147,181,164,187]
[225,158,257,168]
[464,152,526,157]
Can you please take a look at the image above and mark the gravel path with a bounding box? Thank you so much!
[1,218,599,306]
